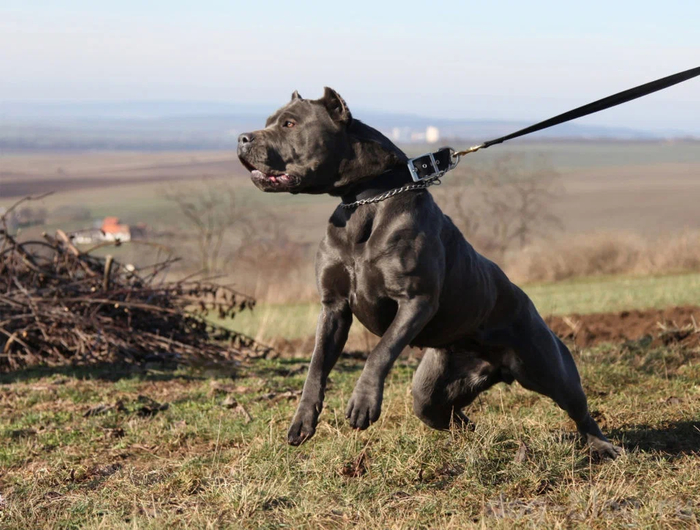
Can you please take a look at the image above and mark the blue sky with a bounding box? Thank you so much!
[1,0,699,131]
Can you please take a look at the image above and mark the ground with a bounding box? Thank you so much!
[1,280,699,528]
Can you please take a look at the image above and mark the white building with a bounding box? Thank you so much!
[426,126,440,144]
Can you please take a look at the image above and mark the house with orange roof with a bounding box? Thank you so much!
[101,217,132,242]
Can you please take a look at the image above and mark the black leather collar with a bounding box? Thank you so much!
[340,164,413,205]
[340,147,453,207]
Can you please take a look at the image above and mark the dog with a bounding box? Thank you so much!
[237,87,620,458]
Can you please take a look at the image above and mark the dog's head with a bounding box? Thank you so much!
[237,88,406,195]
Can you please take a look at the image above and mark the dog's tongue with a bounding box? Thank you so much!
[252,169,290,184]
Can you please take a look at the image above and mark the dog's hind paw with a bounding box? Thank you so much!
[452,410,476,431]
[345,387,382,431]
[588,435,623,460]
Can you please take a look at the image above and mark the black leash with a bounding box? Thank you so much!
[342,66,700,208]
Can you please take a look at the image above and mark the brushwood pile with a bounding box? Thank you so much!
[0,204,269,372]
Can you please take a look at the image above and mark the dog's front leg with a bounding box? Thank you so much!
[287,300,352,446]
[346,296,437,430]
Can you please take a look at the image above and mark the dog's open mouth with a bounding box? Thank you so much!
[239,158,297,191]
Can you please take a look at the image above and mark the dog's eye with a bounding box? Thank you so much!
[283,120,296,129]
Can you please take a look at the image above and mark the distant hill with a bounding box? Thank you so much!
[1,101,696,152]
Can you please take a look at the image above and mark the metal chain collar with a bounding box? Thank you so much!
[340,173,443,209]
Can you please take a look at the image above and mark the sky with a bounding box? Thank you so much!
[1,0,699,132]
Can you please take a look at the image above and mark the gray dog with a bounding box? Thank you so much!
[237,88,620,458]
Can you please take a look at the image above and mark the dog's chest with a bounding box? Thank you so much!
[344,252,397,336]
[327,210,408,335]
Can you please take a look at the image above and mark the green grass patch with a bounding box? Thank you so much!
[526,271,700,316]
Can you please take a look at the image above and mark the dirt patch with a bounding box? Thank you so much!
[1,173,207,198]
[546,306,700,348]
[0,159,246,198]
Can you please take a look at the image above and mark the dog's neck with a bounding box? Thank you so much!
[339,163,413,205]
[330,120,408,198]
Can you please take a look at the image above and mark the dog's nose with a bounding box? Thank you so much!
[238,132,254,145]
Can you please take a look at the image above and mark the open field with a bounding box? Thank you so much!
[2,141,700,239]
[552,161,700,234]
[0,151,245,197]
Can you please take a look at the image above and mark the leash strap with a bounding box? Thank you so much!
[453,65,700,157]
[342,66,700,208]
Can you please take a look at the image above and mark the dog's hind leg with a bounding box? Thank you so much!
[411,348,500,430]
[509,306,622,459]
[551,335,622,458]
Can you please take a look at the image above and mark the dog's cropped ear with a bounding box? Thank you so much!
[291,90,303,101]
[320,87,352,123]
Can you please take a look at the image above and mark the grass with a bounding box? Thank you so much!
[1,340,699,528]
[1,271,699,528]
[226,272,700,342]
[526,271,700,315]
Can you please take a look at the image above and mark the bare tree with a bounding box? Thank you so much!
[436,154,563,261]
[234,213,306,270]
[165,178,246,272]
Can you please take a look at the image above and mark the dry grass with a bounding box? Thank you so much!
[224,230,700,305]
[507,230,700,284]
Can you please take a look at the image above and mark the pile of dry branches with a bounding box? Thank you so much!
[0,197,271,372]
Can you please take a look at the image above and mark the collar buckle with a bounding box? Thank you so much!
[407,147,457,182]
[407,153,440,182]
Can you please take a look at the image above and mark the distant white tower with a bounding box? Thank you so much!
[426,126,440,143]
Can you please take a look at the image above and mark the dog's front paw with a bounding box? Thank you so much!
[287,404,319,446]
[345,385,382,430]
